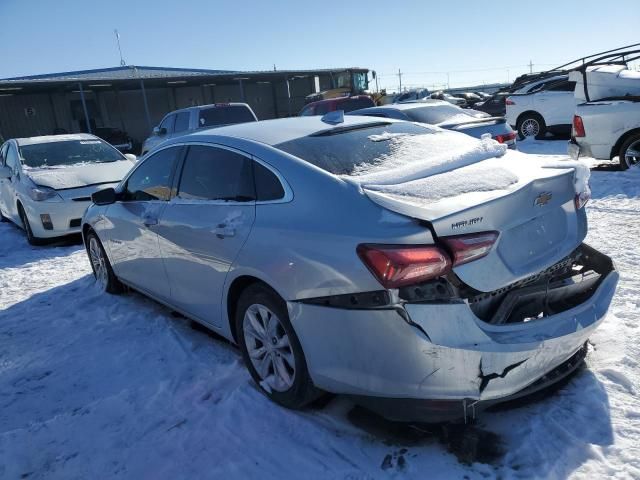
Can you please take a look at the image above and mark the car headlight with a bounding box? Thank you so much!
[28,186,62,202]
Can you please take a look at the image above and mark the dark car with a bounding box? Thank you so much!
[473,92,509,117]
[349,100,517,148]
[299,95,375,116]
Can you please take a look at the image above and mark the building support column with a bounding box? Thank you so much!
[238,79,246,102]
[139,79,152,131]
[78,82,92,134]
[285,76,292,117]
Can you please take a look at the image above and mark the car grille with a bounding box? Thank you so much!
[69,219,81,228]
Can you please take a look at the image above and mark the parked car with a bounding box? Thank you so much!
[474,91,493,100]
[349,100,517,148]
[451,92,483,108]
[298,95,375,116]
[569,64,640,170]
[505,75,576,139]
[141,103,258,155]
[94,126,139,155]
[430,91,466,106]
[392,88,430,104]
[0,134,136,244]
[82,114,616,422]
[473,92,509,117]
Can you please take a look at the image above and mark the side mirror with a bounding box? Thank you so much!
[92,187,117,206]
[0,166,12,179]
[153,126,167,136]
[124,153,137,163]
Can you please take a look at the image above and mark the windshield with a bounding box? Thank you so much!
[20,139,124,168]
[198,105,256,127]
[404,104,470,124]
[275,122,434,175]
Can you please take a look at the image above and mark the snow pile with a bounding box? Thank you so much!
[351,131,507,186]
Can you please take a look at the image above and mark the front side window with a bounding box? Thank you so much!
[6,144,21,172]
[0,144,8,166]
[174,112,190,133]
[177,146,254,201]
[19,139,123,168]
[299,105,314,116]
[160,114,175,133]
[123,147,181,201]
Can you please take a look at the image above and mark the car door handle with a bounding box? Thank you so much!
[215,224,236,239]
[143,215,158,227]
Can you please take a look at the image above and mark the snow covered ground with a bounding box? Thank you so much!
[1,139,639,479]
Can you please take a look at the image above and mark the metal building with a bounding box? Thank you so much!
[0,65,369,151]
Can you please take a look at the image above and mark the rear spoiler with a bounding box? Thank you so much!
[440,116,506,128]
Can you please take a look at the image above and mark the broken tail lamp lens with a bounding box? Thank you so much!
[357,244,452,289]
[440,231,499,267]
[494,132,516,144]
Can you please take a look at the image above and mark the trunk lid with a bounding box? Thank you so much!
[357,151,588,292]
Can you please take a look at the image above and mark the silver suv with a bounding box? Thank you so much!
[141,103,258,155]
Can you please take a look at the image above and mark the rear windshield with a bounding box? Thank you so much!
[403,104,469,124]
[198,105,256,128]
[275,122,434,175]
[20,139,123,168]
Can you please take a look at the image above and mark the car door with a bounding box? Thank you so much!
[533,80,576,127]
[105,145,183,301]
[155,144,257,326]
[0,143,21,222]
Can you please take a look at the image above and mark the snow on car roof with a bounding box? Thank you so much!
[187,115,398,146]
[16,133,97,146]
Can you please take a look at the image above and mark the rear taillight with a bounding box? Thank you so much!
[357,232,499,288]
[572,115,585,137]
[494,132,517,144]
[357,245,451,289]
[440,231,499,266]
[505,98,515,105]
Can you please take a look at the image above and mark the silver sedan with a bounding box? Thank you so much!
[82,115,617,422]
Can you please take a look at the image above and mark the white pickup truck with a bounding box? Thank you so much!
[569,65,640,170]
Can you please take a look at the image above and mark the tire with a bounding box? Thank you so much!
[18,205,45,246]
[86,231,123,294]
[517,113,546,140]
[236,283,322,409]
[618,133,640,171]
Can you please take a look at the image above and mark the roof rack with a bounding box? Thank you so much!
[507,43,640,93]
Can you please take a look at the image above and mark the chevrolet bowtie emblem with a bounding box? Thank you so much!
[534,192,553,207]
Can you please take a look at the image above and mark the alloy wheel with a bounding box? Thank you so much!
[521,118,540,137]
[89,236,109,291]
[243,303,296,392]
[624,139,640,168]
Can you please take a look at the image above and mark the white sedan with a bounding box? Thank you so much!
[0,134,135,244]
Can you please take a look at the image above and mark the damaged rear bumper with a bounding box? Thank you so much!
[289,244,618,421]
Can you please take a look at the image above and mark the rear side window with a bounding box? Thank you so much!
[299,105,315,116]
[404,104,467,124]
[198,105,256,128]
[340,97,375,112]
[547,81,576,92]
[178,146,254,201]
[254,162,285,201]
[124,147,181,201]
[174,112,190,133]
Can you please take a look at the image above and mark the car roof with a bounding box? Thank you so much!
[304,95,371,109]
[168,102,252,115]
[15,133,98,147]
[185,115,399,146]
[352,100,454,112]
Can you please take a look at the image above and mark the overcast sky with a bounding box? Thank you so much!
[1,0,637,91]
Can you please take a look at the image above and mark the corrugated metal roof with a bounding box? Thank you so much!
[0,65,369,84]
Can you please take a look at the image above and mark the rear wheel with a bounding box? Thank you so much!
[18,205,45,246]
[618,133,640,171]
[517,113,546,140]
[86,231,123,294]
[236,283,322,409]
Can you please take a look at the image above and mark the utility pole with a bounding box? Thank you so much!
[114,29,125,66]
[529,60,534,73]
[397,69,403,92]
[446,72,450,90]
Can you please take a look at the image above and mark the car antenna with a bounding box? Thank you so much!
[321,110,344,125]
